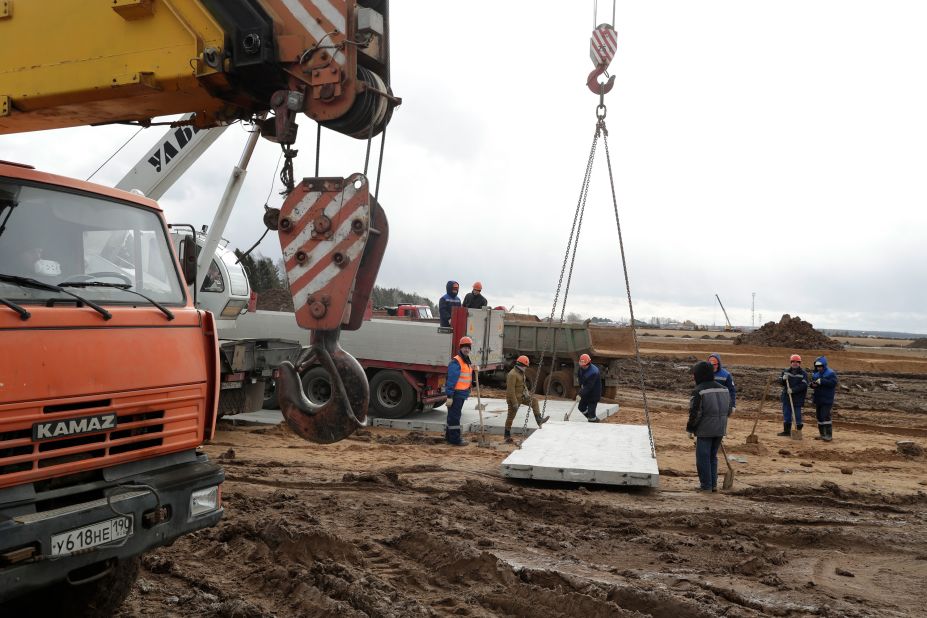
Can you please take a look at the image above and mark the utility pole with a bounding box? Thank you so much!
[752,292,756,328]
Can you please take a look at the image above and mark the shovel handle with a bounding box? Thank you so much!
[719,441,735,473]
[748,378,774,436]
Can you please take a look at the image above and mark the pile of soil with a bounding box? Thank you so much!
[255,288,295,312]
[908,338,927,349]
[733,314,843,350]
[504,312,540,322]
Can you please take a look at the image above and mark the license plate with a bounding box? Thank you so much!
[220,381,242,390]
[51,516,132,556]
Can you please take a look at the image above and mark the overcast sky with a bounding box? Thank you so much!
[2,1,925,333]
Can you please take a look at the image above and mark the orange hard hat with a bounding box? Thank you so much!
[790,354,802,362]
[516,355,529,366]
[473,281,482,291]
[459,336,473,346]
[579,353,591,366]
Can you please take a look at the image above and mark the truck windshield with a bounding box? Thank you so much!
[0,179,184,305]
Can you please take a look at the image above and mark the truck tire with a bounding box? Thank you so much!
[301,366,332,405]
[369,370,416,419]
[524,366,548,395]
[1,556,139,617]
[545,369,577,399]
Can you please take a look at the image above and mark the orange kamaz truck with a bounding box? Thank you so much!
[0,160,224,612]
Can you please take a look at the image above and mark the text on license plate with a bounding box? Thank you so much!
[51,516,133,556]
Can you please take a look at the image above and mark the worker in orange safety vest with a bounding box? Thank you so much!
[444,336,475,446]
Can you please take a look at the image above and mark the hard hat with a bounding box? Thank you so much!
[516,355,529,366]
[790,354,802,362]
[459,336,473,346]
[579,353,591,366]
[473,281,482,291]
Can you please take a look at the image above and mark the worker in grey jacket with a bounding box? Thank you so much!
[686,360,733,492]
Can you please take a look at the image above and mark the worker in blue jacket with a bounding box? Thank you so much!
[576,354,602,422]
[444,336,475,446]
[707,353,736,415]
[810,356,838,441]
[438,280,461,327]
[777,354,809,437]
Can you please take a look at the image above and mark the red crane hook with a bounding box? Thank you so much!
[587,64,615,95]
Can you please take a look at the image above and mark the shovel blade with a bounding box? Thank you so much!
[722,469,735,490]
[791,429,803,441]
[745,434,759,444]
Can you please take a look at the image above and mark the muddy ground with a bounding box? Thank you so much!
[118,343,927,618]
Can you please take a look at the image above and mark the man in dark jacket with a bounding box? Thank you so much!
[777,354,809,437]
[438,281,461,327]
[707,353,736,415]
[576,354,602,422]
[810,356,838,441]
[687,360,733,492]
[462,282,488,309]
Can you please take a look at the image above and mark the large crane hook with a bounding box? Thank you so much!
[586,23,618,96]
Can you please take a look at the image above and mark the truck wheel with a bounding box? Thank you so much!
[301,367,332,405]
[1,556,139,617]
[369,371,416,419]
[525,366,548,395]
[263,378,281,410]
[546,369,577,399]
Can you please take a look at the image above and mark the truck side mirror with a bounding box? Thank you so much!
[179,236,197,285]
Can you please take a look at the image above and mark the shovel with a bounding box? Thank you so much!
[719,441,735,490]
[785,376,802,441]
[563,396,580,421]
[746,378,773,445]
[473,371,490,448]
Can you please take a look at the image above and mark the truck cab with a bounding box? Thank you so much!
[0,161,224,610]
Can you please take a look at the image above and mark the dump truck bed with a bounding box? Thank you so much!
[502,320,635,359]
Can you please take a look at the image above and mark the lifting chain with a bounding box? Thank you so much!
[521,90,656,459]
[520,112,600,444]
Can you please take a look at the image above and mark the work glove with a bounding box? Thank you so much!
[781,372,789,382]
[813,379,821,386]
[731,407,736,415]
[687,432,694,440]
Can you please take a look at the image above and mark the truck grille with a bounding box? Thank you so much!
[0,386,205,488]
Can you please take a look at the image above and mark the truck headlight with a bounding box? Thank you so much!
[219,299,248,318]
[190,485,221,517]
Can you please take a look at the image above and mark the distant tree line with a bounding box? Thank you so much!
[234,250,286,293]
[372,286,436,312]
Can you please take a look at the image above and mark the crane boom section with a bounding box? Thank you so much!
[0,0,392,140]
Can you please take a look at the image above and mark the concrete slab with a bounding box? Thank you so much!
[224,398,618,436]
[500,422,659,487]
[369,398,618,436]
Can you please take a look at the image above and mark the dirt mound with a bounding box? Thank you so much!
[733,314,844,350]
[908,338,927,349]
[255,288,295,312]
[504,312,541,322]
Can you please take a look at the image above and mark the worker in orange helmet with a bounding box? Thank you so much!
[777,353,809,437]
[462,281,487,309]
[504,355,549,443]
[576,354,602,422]
[444,336,476,446]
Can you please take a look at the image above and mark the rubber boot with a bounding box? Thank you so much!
[792,423,803,441]
[777,423,791,437]
[823,425,833,442]
[536,415,550,427]
[503,431,514,444]
[814,424,825,440]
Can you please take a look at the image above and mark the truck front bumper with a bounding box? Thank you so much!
[0,452,223,602]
